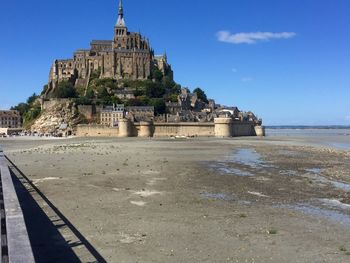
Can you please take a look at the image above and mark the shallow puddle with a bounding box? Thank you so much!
[305,168,323,174]
[331,143,350,150]
[279,170,298,176]
[201,192,252,205]
[230,148,274,169]
[231,148,264,168]
[293,204,350,227]
[319,199,350,210]
[278,150,299,156]
[283,198,350,227]
[304,168,350,191]
[238,200,253,205]
[208,148,272,177]
[202,192,234,201]
[331,181,350,191]
[210,162,253,177]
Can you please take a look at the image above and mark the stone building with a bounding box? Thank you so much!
[0,110,21,128]
[47,0,173,95]
[126,106,154,122]
[165,88,216,122]
[218,107,240,119]
[101,104,125,127]
[154,54,173,79]
[165,102,182,115]
[114,88,135,100]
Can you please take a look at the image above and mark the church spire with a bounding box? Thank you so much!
[119,0,123,16]
[116,0,126,28]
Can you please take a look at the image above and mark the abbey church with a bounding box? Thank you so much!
[47,0,172,93]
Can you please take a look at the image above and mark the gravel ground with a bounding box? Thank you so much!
[1,136,350,263]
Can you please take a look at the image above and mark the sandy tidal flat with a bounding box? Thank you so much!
[1,136,350,263]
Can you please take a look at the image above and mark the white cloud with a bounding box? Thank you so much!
[217,31,296,44]
[231,68,238,73]
[345,115,350,122]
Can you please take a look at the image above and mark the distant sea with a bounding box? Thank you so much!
[266,126,350,150]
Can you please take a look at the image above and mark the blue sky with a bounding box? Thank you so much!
[1,0,350,125]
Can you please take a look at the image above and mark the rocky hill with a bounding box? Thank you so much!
[30,100,83,135]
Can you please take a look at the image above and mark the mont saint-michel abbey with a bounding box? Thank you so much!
[48,0,172,92]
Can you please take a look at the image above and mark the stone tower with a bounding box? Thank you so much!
[114,0,127,38]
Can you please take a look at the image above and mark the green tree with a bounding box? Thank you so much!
[127,98,143,107]
[41,85,49,95]
[94,78,118,90]
[137,95,150,106]
[134,87,146,97]
[170,84,181,94]
[193,87,208,103]
[145,82,165,98]
[27,93,38,105]
[52,81,77,98]
[23,106,41,125]
[97,87,111,105]
[162,76,176,90]
[123,79,146,90]
[166,93,178,102]
[73,97,92,105]
[151,66,164,82]
[11,103,30,116]
[154,71,163,82]
[90,68,101,80]
[111,96,122,105]
[85,89,95,99]
[75,85,86,97]
[149,98,166,115]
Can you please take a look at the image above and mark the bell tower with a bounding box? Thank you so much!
[115,0,127,37]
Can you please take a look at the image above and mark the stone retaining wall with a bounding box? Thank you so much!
[77,119,264,138]
[76,124,118,137]
[152,123,215,137]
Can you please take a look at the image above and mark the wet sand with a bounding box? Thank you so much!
[1,136,350,262]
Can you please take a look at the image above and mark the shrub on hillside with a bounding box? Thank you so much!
[52,81,77,98]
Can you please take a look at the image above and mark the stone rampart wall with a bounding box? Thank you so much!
[77,105,94,120]
[76,124,118,137]
[76,121,262,138]
[232,121,255,137]
[152,123,215,137]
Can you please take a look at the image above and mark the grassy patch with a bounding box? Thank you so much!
[339,246,347,252]
[268,229,278,235]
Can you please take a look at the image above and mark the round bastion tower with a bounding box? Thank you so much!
[214,118,233,137]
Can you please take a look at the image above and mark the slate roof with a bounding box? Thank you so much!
[91,40,113,45]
